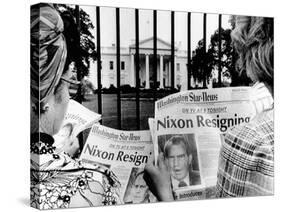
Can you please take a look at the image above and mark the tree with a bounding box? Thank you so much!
[191,39,210,88]
[208,28,234,87]
[191,27,251,88]
[55,4,96,78]
[54,4,97,101]
[208,27,252,87]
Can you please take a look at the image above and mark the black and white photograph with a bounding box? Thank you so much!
[158,134,201,189]
[123,168,156,204]
[28,0,274,210]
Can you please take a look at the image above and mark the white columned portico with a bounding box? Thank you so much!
[145,54,150,89]
[160,54,164,89]
[130,54,135,87]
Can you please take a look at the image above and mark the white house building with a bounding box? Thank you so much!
[89,37,189,90]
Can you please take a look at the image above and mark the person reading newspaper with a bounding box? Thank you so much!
[144,15,273,200]
[30,4,120,209]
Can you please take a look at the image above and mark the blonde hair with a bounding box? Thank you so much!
[231,16,273,91]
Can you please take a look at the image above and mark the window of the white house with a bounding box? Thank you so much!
[110,61,114,70]
[177,63,180,71]
[121,61,125,70]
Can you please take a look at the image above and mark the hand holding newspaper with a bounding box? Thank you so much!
[51,86,270,203]
[150,87,257,200]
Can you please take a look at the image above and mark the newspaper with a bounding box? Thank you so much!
[53,99,101,151]
[151,87,256,200]
[80,124,157,204]
[52,87,264,203]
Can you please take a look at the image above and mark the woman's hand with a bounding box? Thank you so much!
[144,153,174,202]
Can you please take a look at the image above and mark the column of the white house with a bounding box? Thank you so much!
[160,55,164,89]
[180,65,188,91]
[168,61,171,87]
[145,54,150,89]
[130,54,135,87]
[174,56,177,88]
[165,62,168,87]
[89,59,97,89]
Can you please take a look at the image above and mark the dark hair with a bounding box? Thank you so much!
[231,16,273,91]
[54,9,80,97]
[60,10,80,73]
[163,136,191,158]
[132,171,149,201]
[134,171,145,183]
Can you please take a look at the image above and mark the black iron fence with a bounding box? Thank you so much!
[75,6,224,131]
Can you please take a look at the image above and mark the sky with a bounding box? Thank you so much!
[80,5,232,51]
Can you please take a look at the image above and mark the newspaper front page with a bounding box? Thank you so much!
[152,87,256,200]
[53,99,101,151]
[80,124,157,204]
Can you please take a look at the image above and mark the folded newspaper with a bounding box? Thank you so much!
[80,124,157,204]
[53,100,157,204]
[149,87,257,200]
[53,99,101,151]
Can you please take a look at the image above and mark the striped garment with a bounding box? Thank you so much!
[216,107,274,197]
[30,3,67,105]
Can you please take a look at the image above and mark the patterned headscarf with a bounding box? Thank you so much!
[31,3,67,108]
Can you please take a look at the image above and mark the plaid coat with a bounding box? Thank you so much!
[216,83,274,197]
[216,108,274,197]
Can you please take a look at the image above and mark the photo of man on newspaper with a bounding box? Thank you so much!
[123,168,156,204]
[159,134,202,190]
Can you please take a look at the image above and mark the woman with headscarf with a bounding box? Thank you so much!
[30,3,120,209]
[144,15,274,200]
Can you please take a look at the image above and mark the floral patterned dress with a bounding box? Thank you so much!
[30,133,121,209]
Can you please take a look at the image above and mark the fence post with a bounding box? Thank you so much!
[218,14,222,87]
[74,5,84,151]
[116,8,121,129]
[153,10,157,102]
[96,6,102,119]
[187,12,191,90]
[75,5,83,103]
[203,13,207,88]
[135,9,140,130]
[171,11,175,89]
